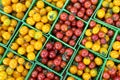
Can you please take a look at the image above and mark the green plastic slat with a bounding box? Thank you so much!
[8,22,48,62]
[66,45,106,80]
[36,35,76,76]
[108,30,120,62]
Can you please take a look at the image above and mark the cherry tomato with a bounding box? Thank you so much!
[65,48,73,56]
[56,32,63,39]
[66,30,73,37]
[69,14,75,22]
[40,49,49,58]
[60,12,68,21]
[75,55,82,62]
[84,1,92,8]
[49,51,56,59]
[46,72,54,79]
[73,2,81,9]
[78,62,86,70]
[46,42,53,50]
[54,42,63,50]
[77,20,84,28]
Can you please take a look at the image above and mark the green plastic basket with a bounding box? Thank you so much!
[93,0,120,30]
[99,58,119,80]
[0,0,34,21]
[108,30,120,62]
[0,10,21,47]
[79,18,118,58]
[49,9,88,49]
[25,61,62,80]
[63,0,103,22]
[66,45,106,80]
[8,22,48,62]
[36,34,76,76]
[0,48,34,80]
[23,0,61,35]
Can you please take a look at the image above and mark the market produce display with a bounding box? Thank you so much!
[10,25,46,61]
[66,0,98,21]
[52,12,85,47]
[0,52,32,80]
[69,49,103,80]
[102,60,120,80]
[38,38,74,72]
[81,20,114,56]
[26,0,58,33]
[1,0,32,19]
[0,14,18,45]
[46,0,66,8]
[97,0,120,28]
[110,33,120,59]
[0,0,120,80]
[29,65,60,80]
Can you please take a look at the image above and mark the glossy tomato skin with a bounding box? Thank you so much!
[107,30,114,37]
[40,49,49,58]
[74,29,82,37]
[91,34,99,42]
[116,35,120,41]
[56,32,63,39]
[100,38,106,44]
[49,51,56,59]
[55,23,61,30]
[88,53,94,60]
[91,0,98,5]
[75,55,82,62]
[60,12,68,21]
[79,49,89,57]
[77,20,84,28]
[65,48,73,56]
[79,0,85,3]
[29,77,36,80]
[71,0,78,3]
[44,78,51,80]
[37,73,45,80]
[77,11,84,18]
[46,42,53,50]
[41,58,48,64]
[105,18,113,25]
[78,62,86,70]
[89,61,96,69]
[36,66,42,72]
[69,14,75,22]
[60,61,66,68]
[73,2,81,9]
[84,1,92,8]
[65,20,71,26]
[47,60,53,67]
[83,15,89,20]
[103,72,110,79]
[69,40,76,46]
[54,66,61,72]
[31,70,38,78]
[86,8,93,16]
[116,21,120,28]
[70,7,78,14]
[66,30,73,37]
[90,20,96,28]
[54,76,60,80]
[46,72,55,79]
[54,42,63,50]
[53,57,62,66]
[112,14,119,21]
[80,7,86,13]
[72,35,77,41]
[60,47,65,54]
[66,5,72,11]
[62,36,69,43]
[71,20,77,27]
[82,38,87,45]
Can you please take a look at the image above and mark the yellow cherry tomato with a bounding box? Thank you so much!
[83,57,91,65]
[36,1,44,8]
[0,47,4,55]
[110,50,119,59]
[3,6,13,13]
[11,42,19,50]
[7,52,14,58]
[97,9,105,19]
[82,73,91,80]
[84,67,90,73]
[92,43,100,51]
[90,69,97,77]
[9,59,18,69]
[26,45,34,53]
[0,71,7,80]
[17,47,26,55]
[112,6,120,13]
[6,67,14,75]
[34,41,42,50]
[77,70,83,76]
[35,22,43,30]
[28,30,35,38]
[106,60,115,68]
[27,52,35,60]
[69,65,77,74]
[33,13,41,22]
[56,1,64,8]
[99,47,108,55]
[67,76,75,80]
[2,32,11,40]
[3,58,11,66]
[26,17,35,25]
[94,57,103,66]
[113,0,120,6]
[102,1,109,7]
[42,24,50,33]
[85,29,92,36]
[112,41,120,50]
[19,26,29,36]
[34,32,42,40]
[92,24,101,34]
[85,41,93,49]
[18,58,25,65]
[17,65,24,73]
